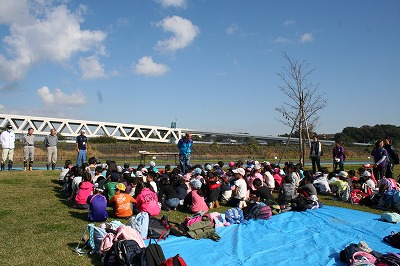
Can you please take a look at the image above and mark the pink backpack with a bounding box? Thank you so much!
[184,215,203,227]
[115,225,145,248]
[99,233,115,256]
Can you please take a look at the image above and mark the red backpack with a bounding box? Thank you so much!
[161,254,187,266]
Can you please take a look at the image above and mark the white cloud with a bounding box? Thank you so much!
[133,56,169,76]
[0,0,30,24]
[300,33,314,43]
[272,37,293,44]
[283,20,296,26]
[79,56,106,80]
[155,16,199,53]
[226,23,239,35]
[0,2,107,82]
[156,0,187,8]
[0,104,4,111]
[36,86,86,106]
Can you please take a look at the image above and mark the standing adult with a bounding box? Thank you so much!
[383,136,399,178]
[44,128,59,170]
[310,135,323,174]
[371,140,387,181]
[0,125,16,171]
[23,127,35,171]
[76,129,88,167]
[177,132,193,174]
[332,140,345,172]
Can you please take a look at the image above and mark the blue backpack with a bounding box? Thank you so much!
[225,207,244,224]
[75,223,107,255]
[127,212,149,239]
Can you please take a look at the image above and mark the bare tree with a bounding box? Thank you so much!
[276,52,327,165]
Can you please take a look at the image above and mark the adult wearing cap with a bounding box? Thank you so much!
[109,183,136,218]
[44,128,58,170]
[177,132,193,174]
[0,125,16,171]
[76,129,88,167]
[23,127,35,171]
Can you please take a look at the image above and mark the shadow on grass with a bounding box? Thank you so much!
[69,210,90,221]
[66,242,102,266]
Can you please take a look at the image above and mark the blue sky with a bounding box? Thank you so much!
[0,0,399,136]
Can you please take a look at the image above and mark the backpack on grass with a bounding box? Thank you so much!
[75,223,107,255]
[142,239,166,266]
[102,239,145,266]
[148,215,170,240]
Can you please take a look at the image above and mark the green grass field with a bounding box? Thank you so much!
[0,166,398,265]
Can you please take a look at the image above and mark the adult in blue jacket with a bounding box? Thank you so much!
[177,133,193,174]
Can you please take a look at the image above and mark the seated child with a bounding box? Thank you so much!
[273,168,283,189]
[135,182,161,217]
[59,159,72,185]
[174,176,188,205]
[146,171,158,194]
[361,171,376,195]
[227,168,248,209]
[158,177,180,211]
[206,172,221,209]
[183,179,209,214]
[298,176,318,201]
[103,173,119,201]
[109,183,136,218]
[278,175,297,205]
[87,183,108,222]
[74,172,94,209]
[313,171,331,195]
[219,175,233,202]
[329,171,349,200]
[251,178,276,205]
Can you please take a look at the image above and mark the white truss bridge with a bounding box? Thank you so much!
[0,113,182,143]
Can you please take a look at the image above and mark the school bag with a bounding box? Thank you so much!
[339,243,363,264]
[160,254,187,266]
[184,214,220,241]
[100,233,116,257]
[290,197,308,212]
[242,202,272,220]
[102,239,145,266]
[350,251,377,265]
[115,225,146,248]
[142,239,166,266]
[75,223,107,255]
[378,190,395,209]
[127,212,150,239]
[381,212,400,223]
[148,215,171,240]
[375,252,400,265]
[225,207,245,224]
[383,231,400,249]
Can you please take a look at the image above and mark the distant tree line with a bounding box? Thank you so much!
[334,124,400,144]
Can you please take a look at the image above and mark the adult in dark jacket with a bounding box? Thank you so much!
[384,136,399,178]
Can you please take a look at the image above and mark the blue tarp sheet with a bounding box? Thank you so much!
[157,206,400,265]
